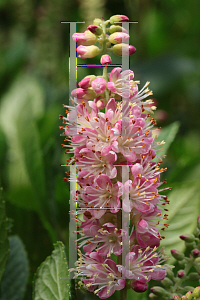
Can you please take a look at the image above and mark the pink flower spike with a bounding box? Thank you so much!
[100,54,112,65]
[91,78,107,94]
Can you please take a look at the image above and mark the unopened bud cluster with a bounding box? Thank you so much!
[149,216,200,300]
[72,15,136,62]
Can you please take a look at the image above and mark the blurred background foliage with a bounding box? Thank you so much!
[0,0,200,299]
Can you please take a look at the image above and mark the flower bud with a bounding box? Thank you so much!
[87,25,103,35]
[181,296,187,300]
[71,88,85,98]
[109,25,128,34]
[72,30,97,46]
[185,291,193,300]
[166,266,175,279]
[78,75,96,89]
[180,234,195,243]
[197,216,200,229]
[77,45,101,59]
[195,257,200,264]
[149,293,159,299]
[192,249,200,258]
[173,295,181,300]
[93,18,102,26]
[150,286,168,296]
[131,280,147,292]
[182,287,194,293]
[96,100,105,109]
[171,249,185,260]
[100,54,112,65]
[109,32,129,44]
[192,286,200,298]
[91,78,107,94]
[110,14,129,25]
[161,277,173,288]
[188,272,200,281]
[177,270,185,278]
[112,43,136,56]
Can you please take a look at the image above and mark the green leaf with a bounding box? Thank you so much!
[0,235,29,300]
[16,100,46,202]
[33,241,70,300]
[156,121,180,157]
[0,188,9,282]
[161,181,200,264]
[0,75,45,211]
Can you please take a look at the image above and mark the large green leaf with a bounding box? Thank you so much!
[0,75,45,211]
[155,121,180,157]
[15,100,46,203]
[0,235,29,300]
[0,188,9,282]
[161,181,200,264]
[33,241,70,300]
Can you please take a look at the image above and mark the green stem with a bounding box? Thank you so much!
[172,257,195,292]
[120,286,127,300]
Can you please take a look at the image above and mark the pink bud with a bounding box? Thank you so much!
[96,100,105,109]
[110,15,129,25]
[131,280,147,292]
[192,249,200,257]
[78,75,96,89]
[177,270,185,278]
[112,43,136,56]
[91,78,107,94]
[87,25,102,35]
[100,54,112,65]
[109,32,129,44]
[173,295,181,300]
[72,30,97,46]
[77,45,100,59]
[71,88,85,98]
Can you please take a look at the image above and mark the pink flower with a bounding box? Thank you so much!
[80,174,122,218]
[75,147,117,179]
[125,245,166,284]
[91,78,107,94]
[107,67,138,98]
[70,251,125,299]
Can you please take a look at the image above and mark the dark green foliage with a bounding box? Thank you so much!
[0,189,9,282]
[0,236,29,300]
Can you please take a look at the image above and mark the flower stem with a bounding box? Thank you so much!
[172,257,195,293]
[120,286,127,300]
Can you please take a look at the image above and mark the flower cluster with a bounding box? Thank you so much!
[72,14,136,61]
[61,15,170,299]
